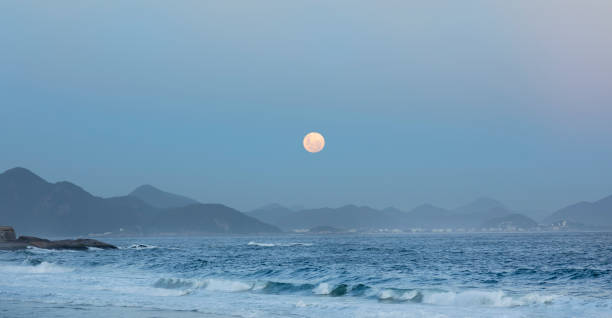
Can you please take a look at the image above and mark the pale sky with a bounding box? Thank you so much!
[1,1,611,213]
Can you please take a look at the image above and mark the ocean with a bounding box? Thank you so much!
[1,233,611,318]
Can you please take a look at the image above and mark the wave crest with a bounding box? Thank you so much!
[247,241,313,247]
[421,290,555,307]
[153,278,252,293]
[0,261,73,274]
[150,277,557,308]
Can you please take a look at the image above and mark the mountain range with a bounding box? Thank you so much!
[129,184,199,208]
[249,196,612,231]
[543,194,612,228]
[0,167,279,236]
[248,199,530,231]
[1,167,611,236]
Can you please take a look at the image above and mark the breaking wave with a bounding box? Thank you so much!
[125,244,159,250]
[122,244,181,250]
[25,246,78,254]
[151,277,556,307]
[247,241,314,247]
[153,278,252,293]
[374,288,555,307]
[0,261,73,274]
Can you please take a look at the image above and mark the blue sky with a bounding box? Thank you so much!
[1,1,611,212]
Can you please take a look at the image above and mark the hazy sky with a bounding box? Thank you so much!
[1,1,611,212]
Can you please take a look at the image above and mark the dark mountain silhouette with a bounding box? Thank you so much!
[129,184,199,208]
[0,167,280,236]
[247,203,295,225]
[480,214,538,230]
[0,167,148,236]
[150,204,279,234]
[544,194,612,228]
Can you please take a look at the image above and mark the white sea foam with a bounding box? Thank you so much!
[378,289,394,300]
[153,278,195,289]
[378,289,420,302]
[519,293,556,305]
[121,244,182,250]
[153,278,253,293]
[125,244,159,250]
[248,241,313,247]
[248,242,276,247]
[201,278,253,292]
[103,285,188,297]
[26,246,77,254]
[313,283,331,295]
[0,261,73,274]
[400,290,420,301]
[422,290,556,307]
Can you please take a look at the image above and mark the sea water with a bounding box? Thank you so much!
[1,233,611,317]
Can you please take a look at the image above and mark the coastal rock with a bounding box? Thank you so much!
[16,236,117,250]
[0,226,17,242]
[0,227,117,251]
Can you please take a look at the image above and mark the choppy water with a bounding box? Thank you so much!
[1,233,612,317]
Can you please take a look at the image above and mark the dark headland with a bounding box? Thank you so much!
[0,226,116,251]
[0,167,280,237]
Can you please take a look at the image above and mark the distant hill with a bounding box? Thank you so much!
[543,194,612,228]
[449,198,513,228]
[453,197,505,215]
[404,200,517,229]
[247,203,295,225]
[129,184,199,208]
[0,167,280,236]
[270,204,407,231]
[256,199,524,231]
[404,203,451,228]
[480,214,538,230]
[150,204,279,234]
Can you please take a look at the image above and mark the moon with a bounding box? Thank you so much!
[303,132,325,153]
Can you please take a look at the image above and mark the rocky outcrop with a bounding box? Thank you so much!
[16,236,117,250]
[0,226,17,242]
[0,227,117,251]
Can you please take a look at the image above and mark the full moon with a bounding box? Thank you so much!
[303,132,325,153]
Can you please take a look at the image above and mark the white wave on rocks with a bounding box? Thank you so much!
[247,241,314,247]
[25,246,78,254]
[125,244,159,250]
[122,244,181,250]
